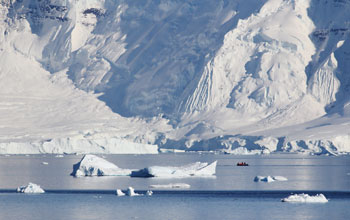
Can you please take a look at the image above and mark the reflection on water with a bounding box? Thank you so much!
[0,153,349,191]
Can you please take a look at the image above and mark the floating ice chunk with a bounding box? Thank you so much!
[254,176,275,182]
[131,161,217,177]
[41,162,49,165]
[71,154,133,177]
[281,194,328,203]
[146,190,153,196]
[254,176,288,182]
[273,176,288,181]
[17,183,45,194]
[55,155,64,158]
[116,189,125,196]
[126,187,141,196]
[149,183,191,189]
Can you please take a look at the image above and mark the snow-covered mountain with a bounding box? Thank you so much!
[0,0,349,155]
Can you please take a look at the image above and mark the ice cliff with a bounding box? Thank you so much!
[0,0,349,155]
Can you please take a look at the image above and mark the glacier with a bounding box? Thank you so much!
[0,0,349,155]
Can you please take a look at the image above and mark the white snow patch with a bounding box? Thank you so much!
[17,183,45,194]
[281,193,328,203]
[149,183,191,189]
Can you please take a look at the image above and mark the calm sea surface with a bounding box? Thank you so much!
[0,153,349,219]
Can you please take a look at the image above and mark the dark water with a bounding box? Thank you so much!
[0,153,349,220]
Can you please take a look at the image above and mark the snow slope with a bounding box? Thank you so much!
[0,0,349,154]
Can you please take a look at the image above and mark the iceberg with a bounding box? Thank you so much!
[116,189,125,196]
[131,161,217,177]
[71,155,217,178]
[17,183,45,194]
[149,183,191,189]
[254,176,288,182]
[146,190,153,196]
[116,188,151,196]
[126,187,141,196]
[281,193,328,203]
[71,154,133,177]
[273,176,288,181]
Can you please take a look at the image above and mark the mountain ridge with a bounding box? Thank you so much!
[0,0,349,155]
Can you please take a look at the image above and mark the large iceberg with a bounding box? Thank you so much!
[71,154,133,177]
[17,182,45,194]
[72,155,217,178]
[281,193,328,203]
[131,161,217,177]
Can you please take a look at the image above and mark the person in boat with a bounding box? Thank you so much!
[237,162,248,166]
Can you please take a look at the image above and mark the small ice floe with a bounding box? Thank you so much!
[254,176,288,182]
[71,154,133,177]
[281,193,328,203]
[41,162,49,165]
[131,161,217,178]
[146,190,153,196]
[55,155,64,158]
[116,189,125,196]
[126,187,141,196]
[149,183,191,189]
[17,182,45,194]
